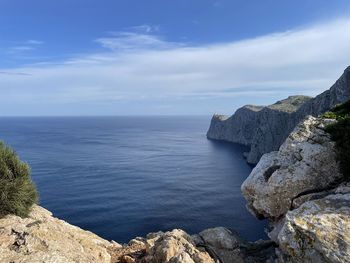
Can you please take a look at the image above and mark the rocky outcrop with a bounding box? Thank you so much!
[240,109,350,262]
[207,67,350,164]
[110,227,277,263]
[277,184,350,263]
[241,116,342,219]
[0,205,113,263]
[0,206,277,263]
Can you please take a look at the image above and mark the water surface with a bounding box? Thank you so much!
[0,116,266,242]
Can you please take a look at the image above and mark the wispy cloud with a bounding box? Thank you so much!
[95,32,180,51]
[1,18,350,115]
[26,40,44,45]
[0,71,32,76]
[128,24,160,33]
[6,39,44,54]
[9,46,35,52]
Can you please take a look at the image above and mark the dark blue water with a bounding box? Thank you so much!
[0,116,266,242]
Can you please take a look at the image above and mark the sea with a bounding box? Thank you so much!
[0,116,266,243]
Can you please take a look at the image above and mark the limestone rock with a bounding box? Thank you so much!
[0,205,112,263]
[110,227,276,263]
[196,227,276,263]
[278,190,350,263]
[241,116,342,219]
[199,227,241,250]
[148,229,214,263]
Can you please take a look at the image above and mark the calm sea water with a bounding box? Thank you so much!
[0,116,266,242]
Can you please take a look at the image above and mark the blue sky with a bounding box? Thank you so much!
[1,0,350,116]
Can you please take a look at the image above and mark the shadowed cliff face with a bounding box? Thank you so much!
[207,66,350,164]
[207,96,312,163]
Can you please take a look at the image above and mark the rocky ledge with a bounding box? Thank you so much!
[207,67,350,164]
[0,205,276,263]
[0,205,112,263]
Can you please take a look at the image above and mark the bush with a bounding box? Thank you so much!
[322,100,350,181]
[0,142,38,217]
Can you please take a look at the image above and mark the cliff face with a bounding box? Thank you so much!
[242,115,350,262]
[207,67,350,164]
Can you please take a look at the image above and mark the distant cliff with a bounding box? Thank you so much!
[207,96,311,163]
[207,66,350,164]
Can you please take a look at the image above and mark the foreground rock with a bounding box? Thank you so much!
[0,205,112,263]
[277,184,350,263]
[241,116,342,219]
[0,205,276,263]
[207,66,350,164]
[110,227,276,263]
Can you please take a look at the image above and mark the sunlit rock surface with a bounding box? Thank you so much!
[278,185,350,263]
[241,116,341,219]
[0,205,112,263]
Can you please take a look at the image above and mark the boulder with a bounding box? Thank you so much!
[241,116,342,219]
[146,229,214,263]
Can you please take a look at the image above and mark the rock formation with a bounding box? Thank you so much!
[241,113,350,262]
[0,206,276,263]
[0,205,113,263]
[277,183,350,263]
[241,116,342,219]
[110,227,277,263]
[207,67,350,164]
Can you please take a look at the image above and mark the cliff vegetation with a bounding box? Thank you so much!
[323,99,350,180]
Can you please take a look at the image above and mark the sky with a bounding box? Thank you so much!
[1,0,350,116]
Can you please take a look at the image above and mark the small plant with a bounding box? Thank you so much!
[0,142,38,217]
[322,100,350,181]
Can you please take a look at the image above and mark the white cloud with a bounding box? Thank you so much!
[26,40,44,45]
[9,46,35,52]
[6,40,44,55]
[95,32,181,51]
[1,17,350,115]
[128,24,160,33]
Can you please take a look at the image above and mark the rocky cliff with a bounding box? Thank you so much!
[207,67,350,164]
[242,115,350,262]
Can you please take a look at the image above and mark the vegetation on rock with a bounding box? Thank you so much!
[322,100,350,181]
[0,142,38,217]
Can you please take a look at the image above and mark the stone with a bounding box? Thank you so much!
[278,190,350,263]
[241,116,342,219]
[0,205,112,263]
[199,227,241,250]
[121,255,136,263]
[147,229,214,263]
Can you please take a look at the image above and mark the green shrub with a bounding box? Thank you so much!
[322,100,350,181]
[0,142,38,217]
